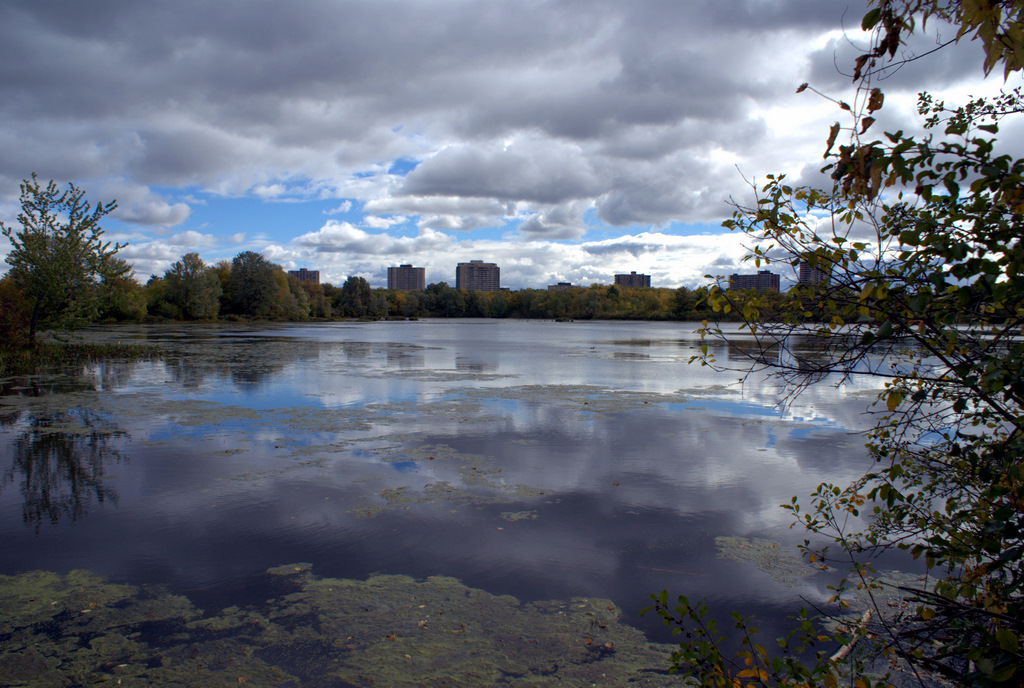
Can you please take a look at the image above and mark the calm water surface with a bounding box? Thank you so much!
[0,320,889,684]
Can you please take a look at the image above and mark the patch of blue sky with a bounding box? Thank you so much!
[143,418,264,443]
[666,399,782,419]
[786,425,842,441]
[163,388,323,411]
[135,187,375,243]
[387,157,420,176]
[143,422,344,451]
[480,398,523,415]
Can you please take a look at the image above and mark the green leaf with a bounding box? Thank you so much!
[861,8,881,30]
[996,628,1019,653]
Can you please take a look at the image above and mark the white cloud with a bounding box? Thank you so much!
[363,215,407,229]
[325,200,352,215]
[268,222,751,289]
[167,230,220,248]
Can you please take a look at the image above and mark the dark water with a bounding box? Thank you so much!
[0,320,888,685]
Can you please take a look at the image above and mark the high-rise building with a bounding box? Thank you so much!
[548,282,576,291]
[728,270,780,292]
[387,264,426,291]
[456,260,500,291]
[798,260,830,286]
[614,271,651,288]
[288,268,320,284]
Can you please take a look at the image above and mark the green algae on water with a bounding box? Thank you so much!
[714,536,821,587]
[499,510,539,522]
[0,566,681,688]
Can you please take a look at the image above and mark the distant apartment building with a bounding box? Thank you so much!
[728,270,780,292]
[548,282,576,291]
[387,264,426,291]
[614,271,651,288]
[798,260,830,286]
[288,268,320,284]
[456,260,500,291]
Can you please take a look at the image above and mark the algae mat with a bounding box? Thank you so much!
[0,565,684,687]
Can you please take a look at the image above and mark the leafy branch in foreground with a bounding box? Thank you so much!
[659,0,1024,685]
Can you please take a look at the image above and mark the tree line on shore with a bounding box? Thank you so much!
[0,243,728,345]
[0,175,765,351]
[142,251,723,322]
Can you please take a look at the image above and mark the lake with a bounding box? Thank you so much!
[0,320,887,687]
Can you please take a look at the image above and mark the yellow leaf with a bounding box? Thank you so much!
[886,391,902,412]
[735,668,769,681]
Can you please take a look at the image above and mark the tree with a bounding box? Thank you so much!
[227,251,279,318]
[0,175,125,345]
[671,287,697,320]
[298,280,331,319]
[649,2,1024,686]
[97,258,146,322]
[164,252,222,320]
[422,282,465,317]
[335,276,374,317]
[0,275,30,348]
[277,271,310,320]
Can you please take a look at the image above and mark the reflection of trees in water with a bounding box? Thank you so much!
[161,338,324,391]
[162,339,437,389]
[1,407,126,528]
[386,343,426,369]
[456,356,497,372]
[727,340,782,367]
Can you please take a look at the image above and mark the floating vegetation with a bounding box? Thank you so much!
[0,340,158,378]
[378,368,512,382]
[0,566,682,687]
[353,478,547,519]
[714,536,821,587]
[499,510,539,522]
[456,385,694,416]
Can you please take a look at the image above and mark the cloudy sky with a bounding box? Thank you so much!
[0,0,1009,289]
